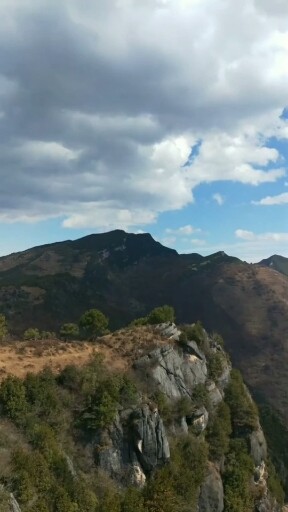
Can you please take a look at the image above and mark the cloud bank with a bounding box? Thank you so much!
[0,0,287,229]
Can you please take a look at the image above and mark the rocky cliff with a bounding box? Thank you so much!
[0,322,285,512]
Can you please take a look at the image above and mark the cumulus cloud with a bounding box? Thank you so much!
[0,0,287,228]
[252,192,288,205]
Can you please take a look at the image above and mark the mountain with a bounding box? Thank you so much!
[258,254,288,277]
[1,230,288,487]
[0,322,284,511]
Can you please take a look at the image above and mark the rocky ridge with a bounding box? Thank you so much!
[92,323,282,512]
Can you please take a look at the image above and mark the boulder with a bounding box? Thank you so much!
[250,426,267,466]
[198,463,224,512]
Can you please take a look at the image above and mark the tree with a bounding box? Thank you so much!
[79,309,109,340]
[23,328,40,341]
[147,305,175,325]
[60,323,79,341]
[0,375,28,424]
[0,314,8,341]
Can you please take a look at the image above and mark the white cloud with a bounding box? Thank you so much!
[252,192,288,205]
[213,193,225,205]
[235,229,288,242]
[166,224,201,235]
[0,0,287,228]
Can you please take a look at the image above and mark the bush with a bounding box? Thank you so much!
[147,305,175,325]
[23,327,40,341]
[60,323,79,341]
[208,352,226,381]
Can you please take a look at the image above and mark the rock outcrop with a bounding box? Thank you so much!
[134,343,207,399]
[95,405,169,486]
[198,463,224,512]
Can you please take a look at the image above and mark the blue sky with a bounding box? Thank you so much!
[0,0,288,262]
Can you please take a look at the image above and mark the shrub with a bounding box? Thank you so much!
[0,314,8,341]
[147,305,175,325]
[60,323,79,341]
[23,327,40,341]
[0,375,29,425]
[208,352,226,381]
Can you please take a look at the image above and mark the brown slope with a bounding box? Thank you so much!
[1,231,288,426]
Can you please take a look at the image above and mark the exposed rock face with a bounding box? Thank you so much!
[250,426,268,466]
[187,406,209,433]
[198,464,224,512]
[135,344,207,399]
[130,405,170,472]
[155,322,181,341]
[95,405,169,485]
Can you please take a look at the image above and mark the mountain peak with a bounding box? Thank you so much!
[258,254,288,277]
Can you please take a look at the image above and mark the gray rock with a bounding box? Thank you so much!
[10,493,22,512]
[155,322,181,341]
[198,464,224,512]
[131,404,170,472]
[186,340,206,361]
[208,384,223,407]
[135,344,207,400]
[187,406,209,433]
[250,426,267,466]
[95,405,170,484]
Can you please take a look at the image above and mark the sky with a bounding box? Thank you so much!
[0,0,288,262]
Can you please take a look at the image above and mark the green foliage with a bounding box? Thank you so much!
[258,402,288,495]
[223,439,254,512]
[208,351,226,381]
[211,332,224,348]
[0,313,8,341]
[129,316,148,327]
[41,330,56,340]
[181,321,205,344]
[266,459,285,506]
[174,396,194,418]
[121,488,147,512]
[145,434,208,512]
[191,383,210,409]
[24,367,60,422]
[225,369,258,432]
[147,305,175,325]
[206,401,232,460]
[0,487,12,512]
[23,327,40,341]
[0,375,28,425]
[153,391,173,424]
[60,323,80,341]
[79,308,109,340]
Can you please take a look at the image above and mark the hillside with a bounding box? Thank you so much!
[1,231,288,490]
[258,255,288,277]
[0,323,284,512]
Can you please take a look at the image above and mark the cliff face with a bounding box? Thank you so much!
[0,322,284,512]
[92,323,282,512]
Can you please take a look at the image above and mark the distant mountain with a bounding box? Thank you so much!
[258,254,288,277]
[1,230,288,455]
